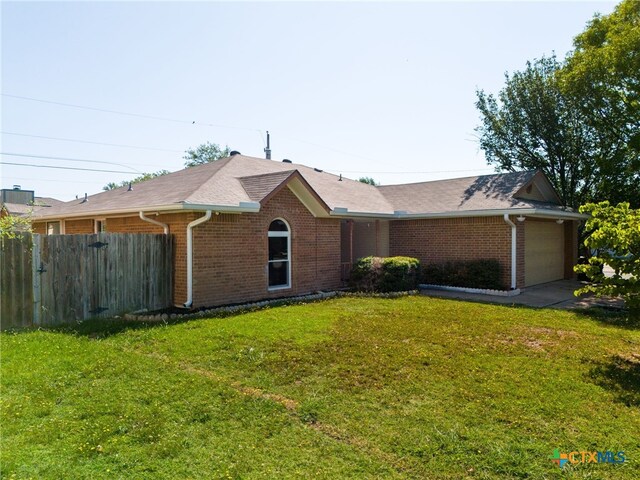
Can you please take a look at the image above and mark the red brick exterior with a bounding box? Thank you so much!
[389,216,526,289]
[38,187,341,308]
[64,219,94,234]
[191,187,341,307]
[32,199,578,305]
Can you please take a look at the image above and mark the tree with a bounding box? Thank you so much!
[183,142,230,168]
[560,0,640,207]
[475,1,640,208]
[574,201,639,311]
[103,170,170,191]
[0,212,32,239]
[358,177,378,186]
[475,56,597,209]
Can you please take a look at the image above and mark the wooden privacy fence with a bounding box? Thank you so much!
[1,233,173,330]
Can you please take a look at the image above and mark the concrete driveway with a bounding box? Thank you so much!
[420,279,625,310]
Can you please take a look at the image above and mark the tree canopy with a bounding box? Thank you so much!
[475,0,639,208]
[183,142,231,168]
[357,177,378,186]
[103,170,170,191]
[103,141,231,190]
[574,201,640,312]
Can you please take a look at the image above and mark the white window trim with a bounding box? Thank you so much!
[267,218,291,290]
[94,218,106,233]
[46,221,61,235]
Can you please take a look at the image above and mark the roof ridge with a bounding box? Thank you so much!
[378,169,537,189]
[181,155,236,203]
[239,169,297,181]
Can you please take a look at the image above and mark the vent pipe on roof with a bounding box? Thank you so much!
[264,131,271,160]
[128,182,133,191]
[339,174,342,181]
[81,193,88,203]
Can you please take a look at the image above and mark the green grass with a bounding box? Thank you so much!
[1,297,639,479]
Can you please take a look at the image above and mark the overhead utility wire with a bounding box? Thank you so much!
[1,94,263,132]
[0,152,142,173]
[1,131,182,153]
[0,162,142,175]
[337,168,494,174]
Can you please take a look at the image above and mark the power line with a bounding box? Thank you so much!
[1,131,183,153]
[337,168,494,174]
[3,175,103,185]
[1,93,264,132]
[1,152,142,172]
[0,161,142,175]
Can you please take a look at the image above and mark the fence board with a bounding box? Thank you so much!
[1,233,173,329]
[0,234,34,329]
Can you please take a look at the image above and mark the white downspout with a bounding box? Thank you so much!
[184,210,212,308]
[139,211,169,234]
[503,214,517,290]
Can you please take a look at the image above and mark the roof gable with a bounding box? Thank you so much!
[513,171,562,204]
[240,170,330,217]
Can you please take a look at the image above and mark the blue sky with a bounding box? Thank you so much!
[1,0,616,201]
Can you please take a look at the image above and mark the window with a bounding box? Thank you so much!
[46,221,60,235]
[95,219,106,233]
[268,219,291,289]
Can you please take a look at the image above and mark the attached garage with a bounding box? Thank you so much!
[524,220,565,286]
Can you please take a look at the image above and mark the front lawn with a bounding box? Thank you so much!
[1,297,639,478]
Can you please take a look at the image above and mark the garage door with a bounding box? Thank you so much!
[525,221,564,286]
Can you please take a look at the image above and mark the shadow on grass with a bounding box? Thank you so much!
[589,354,640,407]
[574,307,640,330]
[45,316,180,339]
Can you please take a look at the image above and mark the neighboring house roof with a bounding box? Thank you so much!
[32,154,586,221]
[2,196,65,217]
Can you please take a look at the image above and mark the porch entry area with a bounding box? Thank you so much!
[340,219,389,281]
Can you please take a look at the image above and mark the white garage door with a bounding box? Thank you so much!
[525,221,564,286]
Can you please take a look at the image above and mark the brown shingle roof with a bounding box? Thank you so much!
[378,170,564,214]
[34,155,395,219]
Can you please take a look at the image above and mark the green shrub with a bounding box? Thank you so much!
[350,256,420,293]
[421,259,504,290]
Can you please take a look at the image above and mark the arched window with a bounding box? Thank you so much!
[268,219,291,289]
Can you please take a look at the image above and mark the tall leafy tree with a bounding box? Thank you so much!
[476,0,640,208]
[561,0,640,206]
[183,142,231,168]
[475,56,596,209]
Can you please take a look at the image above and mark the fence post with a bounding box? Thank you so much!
[32,234,41,326]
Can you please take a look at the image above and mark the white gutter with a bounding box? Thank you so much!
[503,214,517,290]
[34,201,260,221]
[328,208,588,221]
[139,211,169,234]
[183,210,212,308]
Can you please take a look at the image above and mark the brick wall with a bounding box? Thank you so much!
[191,187,341,307]
[389,216,524,289]
[64,219,94,234]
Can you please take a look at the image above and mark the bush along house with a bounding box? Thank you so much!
[32,153,588,308]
